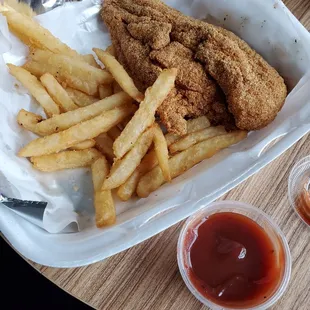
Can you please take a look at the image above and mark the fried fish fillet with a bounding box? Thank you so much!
[102,0,287,134]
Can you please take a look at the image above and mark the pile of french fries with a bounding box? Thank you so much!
[1,5,247,228]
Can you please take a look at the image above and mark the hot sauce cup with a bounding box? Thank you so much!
[177,201,291,310]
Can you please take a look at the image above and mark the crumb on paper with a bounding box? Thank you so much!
[73,185,80,192]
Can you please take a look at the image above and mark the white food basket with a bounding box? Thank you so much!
[0,0,309,267]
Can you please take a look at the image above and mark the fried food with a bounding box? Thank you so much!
[65,87,99,107]
[102,127,154,190]
[29,49,113,95]
[137,131,247,198]
[31,148,101,172]
[21,92,132,136]
[8,64,60,117]
[102,0,287,133]
[40,73,79,112]
[19,105,135,157]
[70,139,96,150]
[1,9,96,66]
[153,123,171,182]
[113,68,177,159]
[94,48,144,102]
[117,150,158,201]
[91,157,116,227]
[169,126,227,154]
[165,116,210,146]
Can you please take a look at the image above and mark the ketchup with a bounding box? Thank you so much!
[185,212,284,308]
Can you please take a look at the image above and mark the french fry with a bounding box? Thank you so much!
[1,10,97,66]
[17,109,96,150]
[105,45,116,56]
[108,126,122,140]
[22,92,132,136]
[23,60,48,77]
[102,127,154,190]
[8,64,60,117]
[113,68,177,159]
[30,148,101,172]
[93,48,144,102]
[117,150,158,201]
[0,2,35,17]
[153,124,171,182]
[29,49,113,95]
[19,105,135,157]
[137,131,248,198]
[23,59,96,96]
[112,81,122,94]
[40,73,79,112]
[91,157,116,227]
[70,139,96,150]
[65,87,99,107]
[17,109,43,132]
[165,116,211,146]
[169,126,227,154]
[95,133,114,162]
[99,84,113,99]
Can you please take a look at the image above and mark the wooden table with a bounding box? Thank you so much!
[28,1,310,309]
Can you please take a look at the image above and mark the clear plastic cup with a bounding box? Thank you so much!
[177,201,291,310]
[288,155,310,227]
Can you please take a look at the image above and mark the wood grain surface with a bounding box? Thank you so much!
[28,1,310,309]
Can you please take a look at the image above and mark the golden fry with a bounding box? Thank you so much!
[165,116,211,146]
[114,68,177,159]
[169,126,227,154]
[23,92,132,136]
[8,64,60,117]
[117,150,158,201]
[65,87,99,107]
[23,60,49,77]
[1,10,90,64]
[40,73,79,112]
[102,127,154,190]
[70,139,96,150]
[31,148,101,172]
[19,105,135,157]
[91,157,116,227]
[93,48,144,102]
[30,49,113,95]
[17,109,96,150]
[17,109,43,132]
[137,131,247,197]
[153,124,171,182]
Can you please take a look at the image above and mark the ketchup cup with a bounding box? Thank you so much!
[177,201,291,310]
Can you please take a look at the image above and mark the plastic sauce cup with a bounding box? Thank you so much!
[288,155,310,227]
[177,201,291,310]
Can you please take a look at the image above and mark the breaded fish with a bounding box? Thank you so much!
[102,0,287,134]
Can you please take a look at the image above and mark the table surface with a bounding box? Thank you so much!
[29,1,310,309]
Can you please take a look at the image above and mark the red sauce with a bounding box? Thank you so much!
[296,184,310,225]
[184,212,284,308]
